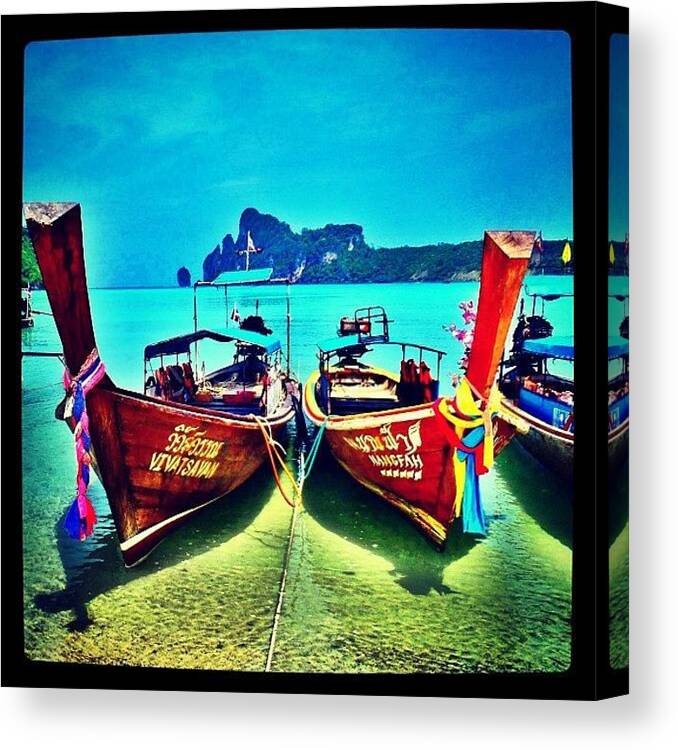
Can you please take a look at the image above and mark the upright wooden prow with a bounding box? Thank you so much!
[466,230,535,402]
[24,202,103,379]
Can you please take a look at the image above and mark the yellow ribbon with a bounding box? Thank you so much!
[439,378,503,516]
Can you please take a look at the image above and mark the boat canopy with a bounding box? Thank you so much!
[522,335,628,361]
[522,336,574,360]
[317,334,445,357]
[524,279,574,300]
[209,268,274,286]
[607,335,630,359]
[608,275,629,300]
[145,328,281,359]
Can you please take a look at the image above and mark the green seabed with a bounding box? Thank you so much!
[22,282,574,673]
[609,461,630,670]
[22,410,572,674]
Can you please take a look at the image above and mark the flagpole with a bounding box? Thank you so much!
[286,281,291,377]
[193,282,199,364]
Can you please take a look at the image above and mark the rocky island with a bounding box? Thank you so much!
[177,266,191,287]
[201,208,580,284]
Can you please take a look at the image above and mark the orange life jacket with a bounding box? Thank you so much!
[155,368,169,400]
[420,361,433,402]
[407,359,419,383]
[182,362,196,396]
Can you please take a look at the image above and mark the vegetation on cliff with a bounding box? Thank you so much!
[202,208,578,283]
[21,227,42,287]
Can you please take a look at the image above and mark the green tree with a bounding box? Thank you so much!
[21,228,42,287]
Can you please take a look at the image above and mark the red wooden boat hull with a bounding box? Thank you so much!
[304,372,519,546]
[25,202,295,566]
[86,386,292,565]
[302,229,534,545]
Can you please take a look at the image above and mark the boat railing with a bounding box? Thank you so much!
[351,305,392,344]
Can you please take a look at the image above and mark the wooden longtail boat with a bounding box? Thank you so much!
[498,289,629,479]
[303,231,534,546]
[25,202,298,566]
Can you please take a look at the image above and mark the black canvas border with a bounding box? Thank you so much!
[594,3,629,700]
[0,2,627,699]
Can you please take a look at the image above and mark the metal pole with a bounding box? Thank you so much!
[286,283,291,377]
[193,284,199,365]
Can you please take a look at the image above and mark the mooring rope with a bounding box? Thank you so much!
[298,418,327,492]
[253,415,302,508]
[261,416,327,671]
[255,412,301,669]
[264,488,301,672]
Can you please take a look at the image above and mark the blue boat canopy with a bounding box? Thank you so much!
[523,336,574,360]
[522,335,628,361]
[317,334,445,357]
[318,334,362,353]
[524,279,573,299]
[608,276,629,299]
[209,268,273,286]
[145,328,281,359]
[607,335,629,360]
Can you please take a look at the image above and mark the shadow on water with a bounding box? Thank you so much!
[495,441,573,549]
[608,456,629,547]
[302,449,479,597]
[34,469,275,631]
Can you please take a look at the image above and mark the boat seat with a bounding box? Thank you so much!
[330,397,402,416]
[330,383,398,401]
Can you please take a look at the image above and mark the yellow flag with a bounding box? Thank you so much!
[609,242,616,265]
[561,241,572,265]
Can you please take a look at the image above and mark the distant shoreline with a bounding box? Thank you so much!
[80,274,575,291]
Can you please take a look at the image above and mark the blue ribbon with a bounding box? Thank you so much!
[457,424,488,535]
[63,498,84,539]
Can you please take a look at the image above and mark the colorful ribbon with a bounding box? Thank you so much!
[435,379,503,535]
[62,348,106,541]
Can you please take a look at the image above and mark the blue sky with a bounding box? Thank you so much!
[609,34,629,242]
[24,29,572,287]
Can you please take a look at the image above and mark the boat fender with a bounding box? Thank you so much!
[319,373,330,412]
[261,370,271,409]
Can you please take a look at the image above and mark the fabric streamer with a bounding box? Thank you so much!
[62,348,106,541]
[454,426,488,535]
[435,379,505,535]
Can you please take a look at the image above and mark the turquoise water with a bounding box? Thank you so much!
[22,279,578,672]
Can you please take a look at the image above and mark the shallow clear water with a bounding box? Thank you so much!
[22,279,578,673]
[609,461,629,670]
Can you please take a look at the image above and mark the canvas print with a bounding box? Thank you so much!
[21,28,577,675]
[608,32,630,670]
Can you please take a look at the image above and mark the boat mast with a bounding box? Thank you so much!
[465,230,535,402]
[286,281,291,377]
[193,282,199,364]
